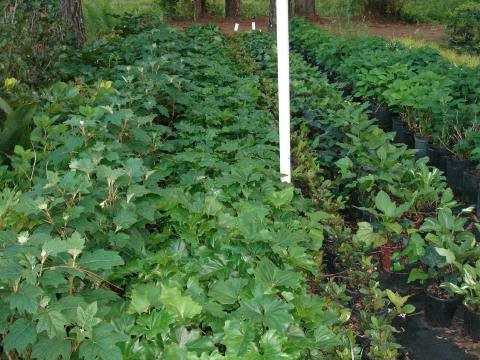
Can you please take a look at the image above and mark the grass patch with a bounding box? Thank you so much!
[399,37,480,68]
[83,0,162,37]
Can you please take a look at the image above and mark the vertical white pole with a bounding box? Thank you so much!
[276,0,291,183]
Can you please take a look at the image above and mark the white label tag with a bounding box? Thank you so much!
[252,22,256,31]
[234,23,239,32]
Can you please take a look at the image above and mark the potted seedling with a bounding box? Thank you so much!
[345,256,379,298]
[443,261,480,341]
[355,191,411,273]
[444,124,477,196]
[358,281,389,320]
[386,289,416,330]
[417,208,478,327]
[364,316,403,360]
[354,67,398,131]
[383,78,417,149]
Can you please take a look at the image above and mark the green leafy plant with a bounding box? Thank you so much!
[443,261,480,311]
[448,2,480,53]
[413,208,479,295]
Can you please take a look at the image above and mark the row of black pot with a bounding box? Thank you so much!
[379,268,480,341]
[369,106,480,212]
[425,291,480,341]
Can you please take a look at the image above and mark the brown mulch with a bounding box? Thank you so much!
[167,15,446,43]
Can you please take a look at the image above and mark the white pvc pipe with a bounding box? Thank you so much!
[276,0,291,183]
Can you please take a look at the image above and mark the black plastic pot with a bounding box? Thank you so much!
[463,169,480,205]
[446,158,472,196]
[424,292,461,327]
[438,154,450,173]
[392,118,406,144]
[379,269,411,295]
[403,129,415,149]
[414,136,430,159]
[427,145,449,170]
[371,103,393,131]
[464,305,480,341]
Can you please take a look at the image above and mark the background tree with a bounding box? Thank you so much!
[194,0,207,20]
[268,0,276,31]
[59,0,86,46]
[295,0,316,16]
[225,0,240,18]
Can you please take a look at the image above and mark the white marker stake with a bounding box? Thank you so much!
[234,23,239,32]
[252,22,256,31]
[276,0,291,183]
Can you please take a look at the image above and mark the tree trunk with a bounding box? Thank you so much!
[268,0,276,32]
[193,0,207,20]
[225,0,240,18]
[295,0,316,16]
[60,0,86,46]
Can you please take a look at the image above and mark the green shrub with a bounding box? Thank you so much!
[448,2,480,52]
[0,0,69,87]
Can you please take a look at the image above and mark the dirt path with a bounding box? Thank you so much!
[168,16,446,43]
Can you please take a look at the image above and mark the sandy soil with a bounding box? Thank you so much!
[167,15,446,42]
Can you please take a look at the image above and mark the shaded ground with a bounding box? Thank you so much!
[396,293,480,359]
[168,15,446,42]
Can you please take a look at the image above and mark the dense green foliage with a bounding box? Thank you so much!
[0,0,69,87]
[448,1,480,52]
[2,3,480,358]
[0,20,367,359]
[290,19,480,160]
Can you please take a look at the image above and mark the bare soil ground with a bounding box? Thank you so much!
[168,15,446,42]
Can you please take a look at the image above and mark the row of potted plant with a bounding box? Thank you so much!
[252,26,480,347]
[290,19,480,212]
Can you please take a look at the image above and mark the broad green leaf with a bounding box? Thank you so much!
[113,206,138,230]
[239,295,294,332]
[77,250,124,271]
[78,323,126,360]
[163,343,190,360]
[0,96,12,115]
[254,258,302,290]
[407,268,429,283]
[0,102,38,154]
[209,278,248,305]
[353,222,386,249]
[42,237,68,257]
[314,325,341,353]
[435,247,456,264]
[36,309,68,338]
[438,208,454,230]
[267,187,294,208]
[205,196,223,216]
[9,284,43,314]
[160,285,202,320]
[386,289,410,309]
[223,320,255,357]
[374,191,396,218]
[3,318,37,354]
[248,330,290,359]
[135,309,174,339]
[128,283,162,314]
[77,302,101,331]
[31,337,72,360]
[66,232,85,259]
